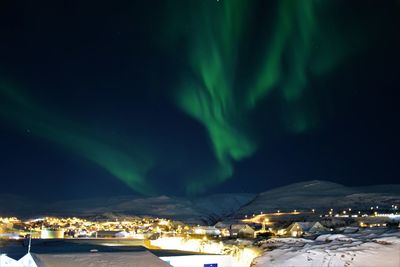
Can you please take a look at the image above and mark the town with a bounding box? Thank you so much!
[1,203,399,267]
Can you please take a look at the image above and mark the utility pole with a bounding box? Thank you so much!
[28,230,32,254]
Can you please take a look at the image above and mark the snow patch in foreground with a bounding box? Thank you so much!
[253,230,400,267]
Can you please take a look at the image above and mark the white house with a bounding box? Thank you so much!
[286,222,327,237]
[193,226,221,236]
[230,224,255,238]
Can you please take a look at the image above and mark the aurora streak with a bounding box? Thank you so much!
[0,84,156,195]
[0,0,367,195]
[173,0,353,192]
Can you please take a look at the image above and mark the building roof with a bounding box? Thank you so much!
[288,222,323,232]
[18,253,37,267]
[96,230,121,235]
[32,251,171,267]
[296,222,315,231]
[0,254,22,266]
[2,238,211,260]
[230,224,255,232]
[214,222,229,228]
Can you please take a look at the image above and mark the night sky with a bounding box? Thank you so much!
[0,0,399,200]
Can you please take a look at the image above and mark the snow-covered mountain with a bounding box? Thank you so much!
[234,180,400,217]
[0,193,255,225]
[0,180,399,224]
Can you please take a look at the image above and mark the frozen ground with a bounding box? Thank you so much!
[252,229,400,267]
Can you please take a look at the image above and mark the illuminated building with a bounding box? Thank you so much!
[40,228,64,239]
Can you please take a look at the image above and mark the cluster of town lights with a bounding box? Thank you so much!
[243,204,400,221]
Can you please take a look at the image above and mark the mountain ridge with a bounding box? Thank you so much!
[0,180,399,224]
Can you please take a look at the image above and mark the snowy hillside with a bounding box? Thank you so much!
[253,229,400,267]
[1,180,399,224]
[0,193,255,225]
[235,180,400,217]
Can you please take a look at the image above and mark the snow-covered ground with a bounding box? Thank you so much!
[253,229,400,267]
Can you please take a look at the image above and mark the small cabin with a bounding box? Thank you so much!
[229,224,255,238]
[286,222,326,237]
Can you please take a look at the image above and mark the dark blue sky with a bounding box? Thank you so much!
[0,0,399,200]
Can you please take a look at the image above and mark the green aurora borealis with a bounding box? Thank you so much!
[0,84,155,195]
[172,0,357,193]
[0,0,391,196]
